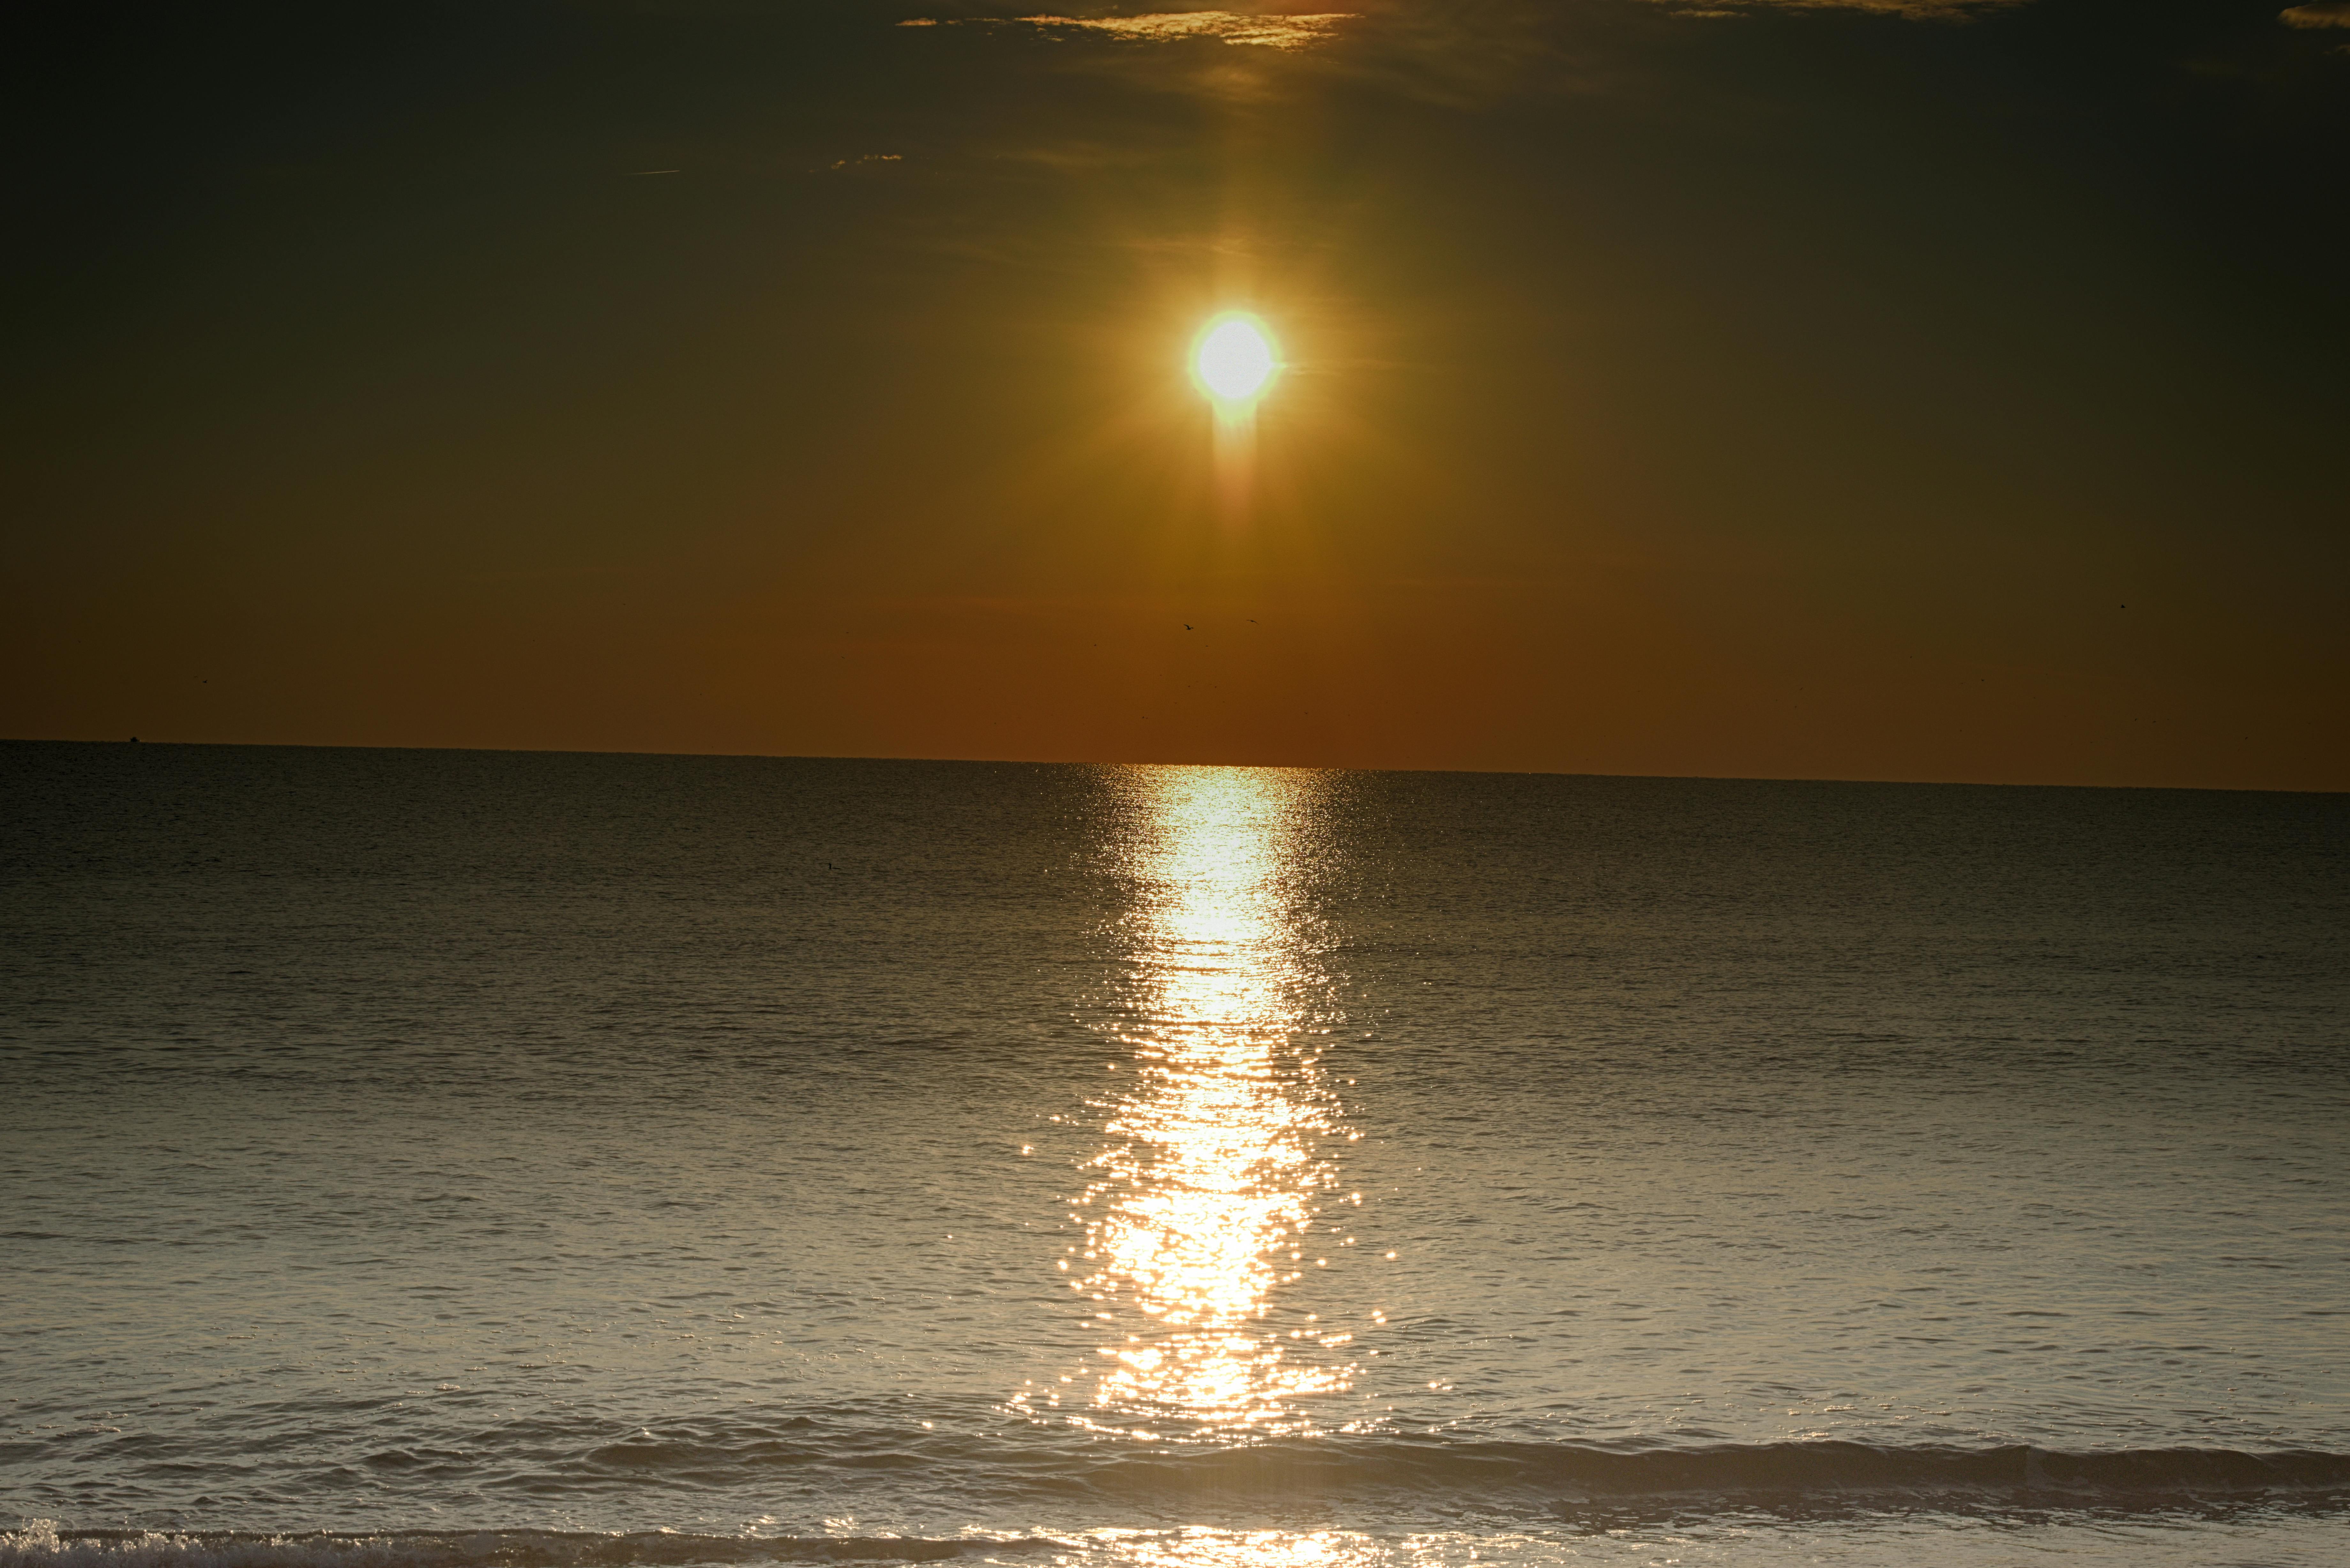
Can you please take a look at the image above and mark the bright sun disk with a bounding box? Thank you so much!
[1197,317,1278,403]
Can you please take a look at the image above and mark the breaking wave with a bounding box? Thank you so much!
[5,1438,2346,1561]
[1053,1436,2350,1507]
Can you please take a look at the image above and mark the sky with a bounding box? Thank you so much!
[7,0,2346,789]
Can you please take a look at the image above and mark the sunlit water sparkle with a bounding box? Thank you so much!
[1043,770,1355,1435]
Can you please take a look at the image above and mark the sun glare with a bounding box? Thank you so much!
[1195,315,1279,404]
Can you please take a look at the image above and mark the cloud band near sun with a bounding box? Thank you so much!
[898,11,1359,49]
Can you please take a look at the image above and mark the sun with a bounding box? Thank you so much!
[1193,314,1280,405]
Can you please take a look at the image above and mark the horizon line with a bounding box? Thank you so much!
[4,735,2338,798]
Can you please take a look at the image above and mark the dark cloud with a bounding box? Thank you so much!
[1654,0,2027,18]
[2278,0,2350,26]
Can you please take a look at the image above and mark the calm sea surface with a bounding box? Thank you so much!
[3,742,2346,1567]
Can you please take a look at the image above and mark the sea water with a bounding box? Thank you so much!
[3,742,2345,1566]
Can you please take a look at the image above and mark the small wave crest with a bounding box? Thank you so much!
[1062,1437,2350,1508]
[4,1441,2343,1558]
[0,1527,1065,1568]
[329,1415,2348,1512]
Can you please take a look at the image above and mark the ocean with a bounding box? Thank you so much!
[3,741,2345,1566]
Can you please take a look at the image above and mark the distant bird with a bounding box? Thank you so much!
[1185,624,1193,630]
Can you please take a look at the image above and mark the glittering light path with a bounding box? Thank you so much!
[1060,768,1358,1436]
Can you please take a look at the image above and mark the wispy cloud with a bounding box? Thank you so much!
[899,11,1360,50]
[2278,0,2350,25]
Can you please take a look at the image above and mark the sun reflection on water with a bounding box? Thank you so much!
[1100,1529,1379,1568]
[1040,766,1358,1437]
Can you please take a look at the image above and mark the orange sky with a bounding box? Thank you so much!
[7,0,2346,789]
